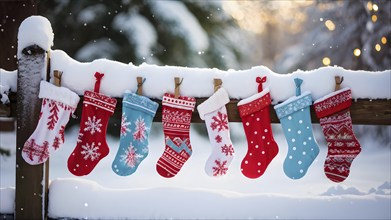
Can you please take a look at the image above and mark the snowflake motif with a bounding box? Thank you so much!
[133,116,147,142]
[121,144,143,168]
[120,113,131,136]
[215,135,222,143]
[221,144,234,156]
[84,116,102,135]
[77,133,84,143]
[81,142,101,161]
[212,159,228,176]
[210,111,228,132]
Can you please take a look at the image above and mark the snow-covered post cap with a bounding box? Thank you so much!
[17,16,54,57]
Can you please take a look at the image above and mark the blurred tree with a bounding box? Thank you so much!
[275,0,391,73]
[39,0,253,70]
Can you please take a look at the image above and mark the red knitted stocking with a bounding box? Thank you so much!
[156,93,196,178]
[67,72,117,176]
[314,88,361,182]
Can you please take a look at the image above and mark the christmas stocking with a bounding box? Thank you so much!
[314,88,361,182]
[197,88,234,177]
[22,81,80,165]
[156,93,196,178]
[112,91,158,176]
[238,76,279,179]
[67,72,117,176]
[274,78,319,179]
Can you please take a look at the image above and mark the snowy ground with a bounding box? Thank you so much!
[1,122,390,219]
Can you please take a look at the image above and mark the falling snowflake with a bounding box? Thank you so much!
[120,113,131,136]
[84,116,102,135]
[81,142,101,161]
[221,144,234,156]
[215,135,222,143]
[212,159,228,176]
[133,116,147,142]
[121,144,143,168]
[210,111,228,132]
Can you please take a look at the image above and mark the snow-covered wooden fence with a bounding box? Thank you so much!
[0,15,390,219]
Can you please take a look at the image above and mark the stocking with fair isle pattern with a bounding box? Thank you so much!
[156,93,196,178]
[314,87,361,183]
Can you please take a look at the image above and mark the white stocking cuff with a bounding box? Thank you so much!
[39,81,80,108]
[197,88,230,120]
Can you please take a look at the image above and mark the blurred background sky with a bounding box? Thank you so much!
[37,0,390,73]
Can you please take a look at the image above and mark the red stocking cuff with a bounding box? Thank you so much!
[314,88,352,118]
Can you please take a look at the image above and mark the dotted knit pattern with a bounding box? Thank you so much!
[238,92,279,179]
[275,92,319,180]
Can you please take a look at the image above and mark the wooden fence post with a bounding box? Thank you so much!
[15,44,49,219]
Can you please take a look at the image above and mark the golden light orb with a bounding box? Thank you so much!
[373,4,379,11]
[372,15,378,22]
[375,44,381,51]
[353,48,361,57]
[381,36,387,44]
[322,57,331,66]
[367,1,373,11]
[325,20,335,31]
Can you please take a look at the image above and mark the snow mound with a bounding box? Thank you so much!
[47,178,391,219]
[321,182,391,196]
[49,49,391,101]
[17,16,53,57]
[321,185,366,196]
[369,181,391,195]
[0,187,15,214]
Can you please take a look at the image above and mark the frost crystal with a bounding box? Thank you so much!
[120,113,131,136]
[121,145,143,168]
[221,144,234,156]
[133,116,147,142]
[81,142,101,161]
[212,159,228,176]
[84,116,102,134]
[210,111,228,132]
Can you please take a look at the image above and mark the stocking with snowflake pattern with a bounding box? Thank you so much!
[67,72,117,176]
[274,78,319,180]
[197,88,235,177]
[22,81,80,165]
[156,93,196,178]
[237,76,279,179]
[112,91,158,176]
[314,87,361,182]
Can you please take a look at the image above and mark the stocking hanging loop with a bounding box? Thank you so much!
[94,72,104,93]
[256,76,267,92]
[294,78,303,96]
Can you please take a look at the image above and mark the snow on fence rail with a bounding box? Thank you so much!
[0,15,390,220]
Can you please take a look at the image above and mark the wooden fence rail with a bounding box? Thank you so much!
[2,93,391,125]
[2,94,391,125]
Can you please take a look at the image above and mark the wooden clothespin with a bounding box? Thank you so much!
[214,78,222,93]
[136,77,145,95]
[174,77,183,99]
[334,76,344,91]
[53,70,63,87]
